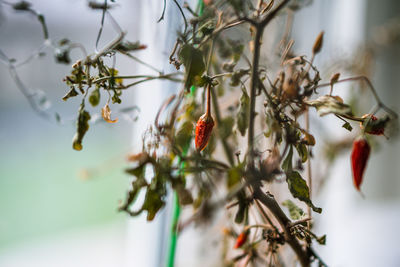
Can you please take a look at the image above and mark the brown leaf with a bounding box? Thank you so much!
[102,103,118,123]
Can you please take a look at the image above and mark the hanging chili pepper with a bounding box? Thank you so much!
[234,231,248,249]
[195,84,214,151]
[351,137,371,191]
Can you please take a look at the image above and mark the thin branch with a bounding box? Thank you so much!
[173,0,188,34]
[157,0,167,22]
[317,76,398,118]
[95,0,108,52]
[253,189,310,267]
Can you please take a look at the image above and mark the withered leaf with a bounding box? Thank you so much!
[72,104,91,151]
[102,103,118,123]
[306,95,353,117]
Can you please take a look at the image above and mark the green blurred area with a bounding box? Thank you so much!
[0,110,131,249]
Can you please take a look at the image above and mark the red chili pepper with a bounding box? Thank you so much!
[195,113,214,151]
[351,137,371,191]
[195,84,214,151]
[234,231,248,249]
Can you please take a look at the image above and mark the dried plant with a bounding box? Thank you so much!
[1,0,398,266]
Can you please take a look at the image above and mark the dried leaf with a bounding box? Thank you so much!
[62,87,78,101]
[342,122,353,132]
[72,105,91,151]
[102,103,118,123]
[306,95,353,117]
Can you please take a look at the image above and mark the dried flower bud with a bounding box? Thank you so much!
[312,31,324,54]
[360,114,385,136]
[234,231,248,249]
[330,72,340,84]
[351,137,370,191]
[195,113,214,151]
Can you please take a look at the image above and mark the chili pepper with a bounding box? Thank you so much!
[351,137,370,191]
[234,231,248,249]
[195,84,214,151]
[360,114,385,136]
[195,113,214,151]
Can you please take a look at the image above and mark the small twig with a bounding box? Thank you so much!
[317,76,398,118]
[305,105,312,230]
[157,0,167,22]
[120,51,162,74]
[289,217,312,227]
[95,0,108,52]
[173,0,188,34]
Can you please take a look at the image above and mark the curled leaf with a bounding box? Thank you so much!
[62,87,78,101]
[306,95,353,117]
[102,103,118,123]
[72,105,91,151]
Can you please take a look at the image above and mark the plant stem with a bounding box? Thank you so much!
[247,25,262,163]
[206,83,211,116]
[253,189,310,267]
[245,1,312,266]
[305,107,312,230]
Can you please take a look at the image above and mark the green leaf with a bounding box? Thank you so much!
[286,171,322,213]
[89,87,100,107]
[281,146,293,172]
[237,87,249,136]
[175,120,193,152]
[282,199,305,220]
[227,163,244,189]
[229,40,244,63]
[342,122,353,132]
[317,234,326,245]
[72,105,91,151]
[178,44,205,91]
[121,165,148,212]
[234,201,246,224]
[219,117,234,139]
[295,143,308,163]
[229,69,247,87]
[306,95,353,117]
[142,176,166,221]
[125,162,147,177]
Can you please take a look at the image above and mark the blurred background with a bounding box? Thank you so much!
[0,0,399,267]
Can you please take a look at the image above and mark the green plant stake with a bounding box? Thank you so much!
[166,4,204,267]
